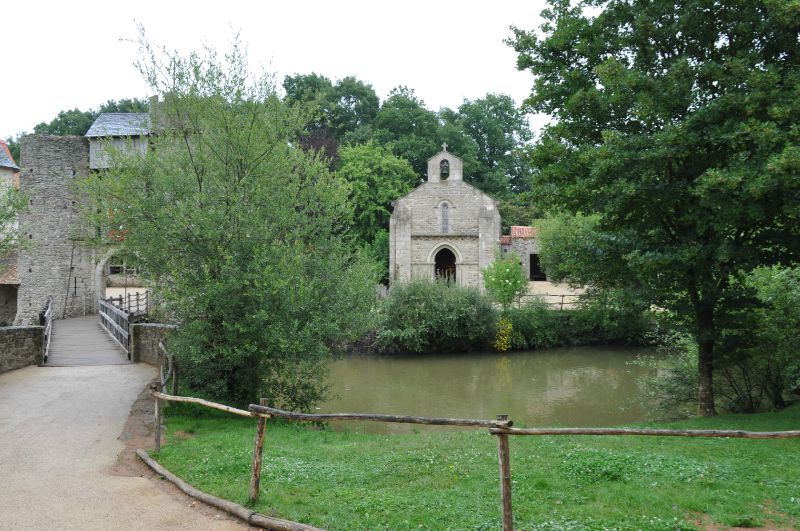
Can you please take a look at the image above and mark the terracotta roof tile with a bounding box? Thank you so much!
[510,225,538,239]
[500,235,511,245]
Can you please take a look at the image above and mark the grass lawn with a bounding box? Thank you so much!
[154,403,800,530]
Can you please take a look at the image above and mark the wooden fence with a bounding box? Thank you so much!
[518,293,580,310]
[150,368,800,531]
[38,295,53,363]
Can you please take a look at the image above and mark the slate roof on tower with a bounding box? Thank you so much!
[0,140,19,170]
[86,113,150,137]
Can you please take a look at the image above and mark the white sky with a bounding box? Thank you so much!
[1,1,548,140]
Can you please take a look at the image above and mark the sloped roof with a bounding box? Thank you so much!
[500,235,512,245]
[86,113,150,138]
[510,225,538,239]
[0,140,19,170]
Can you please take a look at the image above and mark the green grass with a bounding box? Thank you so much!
[155,403,800,530]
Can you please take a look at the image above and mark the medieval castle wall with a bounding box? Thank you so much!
[14,136,98,324]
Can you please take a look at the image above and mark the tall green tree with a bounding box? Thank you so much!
[336,141,416,244]
[442,94,532,195]
[84,34,377,408]
[509,0,800,415]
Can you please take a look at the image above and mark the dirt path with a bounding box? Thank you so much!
[0,364,248,530]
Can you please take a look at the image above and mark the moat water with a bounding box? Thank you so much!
[319,346,657,433]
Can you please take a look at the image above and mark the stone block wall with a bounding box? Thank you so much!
[0,326,43,373]
[130,323,176,366]
[390,179,500,289]
[15,135,98,324]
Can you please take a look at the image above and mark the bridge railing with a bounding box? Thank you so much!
[107,291,149,317]
[38,295,53,363]
[98,297,131,358]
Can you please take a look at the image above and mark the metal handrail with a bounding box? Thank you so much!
[39,296,53,363]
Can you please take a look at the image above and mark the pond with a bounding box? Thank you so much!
[319,346,657,433]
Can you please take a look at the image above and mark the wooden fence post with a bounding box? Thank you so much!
[249,398,268,504]
[495,414,513,531]
[171,359,179,396]
[154,385,162,452]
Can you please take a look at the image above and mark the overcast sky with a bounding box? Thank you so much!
[2,1,548,141]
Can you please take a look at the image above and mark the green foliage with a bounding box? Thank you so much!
[0,187,26,269]
[82,33,377,409]
[336,141,416,243]
[441,94,532,195]
[640,266,800,417]
[505,293,653,351]
[283,73,379,142]
[482,252,528,309]
[509,0,800,415]
[493,316,513,352]
[375,281,496,354]
[157,402,800,529]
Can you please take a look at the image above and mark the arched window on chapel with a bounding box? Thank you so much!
[441,202,449,234]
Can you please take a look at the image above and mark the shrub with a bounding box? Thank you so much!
[483,252,528,309]
[375,281,496,354]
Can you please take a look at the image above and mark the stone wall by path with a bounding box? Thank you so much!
[130,323,176,366]
[0,326,43,373]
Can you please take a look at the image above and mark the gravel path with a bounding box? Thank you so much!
[0,364,247,530]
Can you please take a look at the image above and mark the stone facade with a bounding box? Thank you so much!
[389,149,501,288]
[14,136,99,324]
[0,325,43,373]
[130,322,176,366]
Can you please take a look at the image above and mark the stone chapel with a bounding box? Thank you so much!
[389,146,501,289]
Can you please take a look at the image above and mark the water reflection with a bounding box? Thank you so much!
[319,346,656,433]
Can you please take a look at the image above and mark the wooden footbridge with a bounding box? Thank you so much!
[41,293,148,367]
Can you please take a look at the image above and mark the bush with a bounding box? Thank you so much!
[375,281,496,354]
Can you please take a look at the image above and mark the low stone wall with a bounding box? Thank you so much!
[0,326,44,373]
[130,323,176,366]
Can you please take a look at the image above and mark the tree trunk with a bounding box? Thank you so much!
[696,302,717,417]
[697,338,717,416]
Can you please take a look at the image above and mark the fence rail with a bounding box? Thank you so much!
[98,297,131,357]
[39,296,53,363]
[107,291,149,317]
[518,293,580,310]
[151,384,800,531]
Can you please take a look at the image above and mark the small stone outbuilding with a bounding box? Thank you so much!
[389,147,501,288]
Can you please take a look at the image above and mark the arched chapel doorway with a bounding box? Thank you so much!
[434,248,457,282]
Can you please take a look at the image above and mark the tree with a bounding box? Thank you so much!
[373,86,443,180]
[509,0,800,415]
[283,73,379,141]
[83,33,377,409]
[336,141,416,244]
[483,252,528,310]
[0,187,25,270]
[441,94,533,195]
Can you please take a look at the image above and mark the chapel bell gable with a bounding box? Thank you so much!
[427,144,463,183]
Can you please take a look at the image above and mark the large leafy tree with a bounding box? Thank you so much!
[84,36,377,408]
[442,94,533,196]
[509,0,800,415]
[336,141,416,244]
